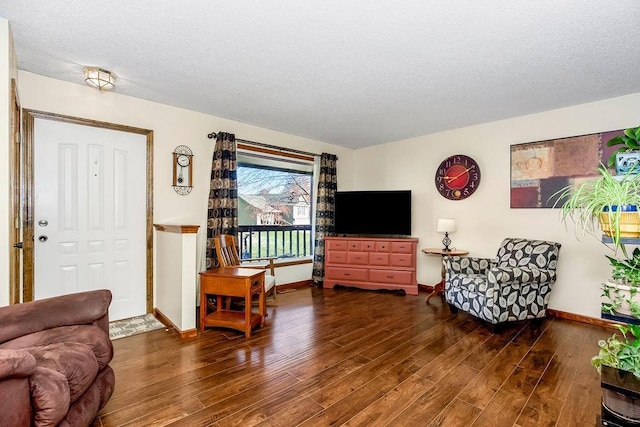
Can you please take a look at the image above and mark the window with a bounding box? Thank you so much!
[237,149,314,259]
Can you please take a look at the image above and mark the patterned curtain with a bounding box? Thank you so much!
[205,132,238,269]
[312,153,338,283]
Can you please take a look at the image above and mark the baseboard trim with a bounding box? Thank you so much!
[418,283,434,292]
[188,278,613,332]
[277,280,314,291]
[179,328,198,339]
[547,309,620,329]
[153,308,198,339]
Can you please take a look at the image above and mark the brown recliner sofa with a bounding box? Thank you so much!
[0,289,115,426]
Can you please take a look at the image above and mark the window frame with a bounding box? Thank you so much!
[236,145,316,260]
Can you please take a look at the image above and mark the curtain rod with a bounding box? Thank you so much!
[207,132,321,158]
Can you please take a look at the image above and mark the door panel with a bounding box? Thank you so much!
[34,118,146,321]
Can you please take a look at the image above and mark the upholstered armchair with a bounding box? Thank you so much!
[0,290,115,426]
[443,238,561,326]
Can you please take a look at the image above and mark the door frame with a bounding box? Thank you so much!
[9,80,21,304]
[22,109,154,313]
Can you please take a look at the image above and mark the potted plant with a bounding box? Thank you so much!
[553,164,640,252]
[553,159,640,423]
[607,125,640,174]
[592,323,640,423]
[604,248,640,316]
[593,324,640,377]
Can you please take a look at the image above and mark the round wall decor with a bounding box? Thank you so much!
[435,154,481,200]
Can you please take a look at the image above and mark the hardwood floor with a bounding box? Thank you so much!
[96,286,611,426]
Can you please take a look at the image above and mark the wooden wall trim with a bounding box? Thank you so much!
[237,143,315,163]
[21,109,154,313]
[154,308,197,339]
[22,110,34,302]
[277,280,313,291]
[154,224,200,234]
[25,109,152,135]
[9,79,21,304]
[547,308,619,329]
[418,283,434,292]
[146,131,154,314]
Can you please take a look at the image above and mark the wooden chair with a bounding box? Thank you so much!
[213,234,277,302]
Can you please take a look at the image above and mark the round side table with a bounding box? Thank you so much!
[421,248,469,304]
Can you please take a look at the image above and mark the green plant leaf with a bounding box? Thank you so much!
[627,139,640,149]
[624,127,637,140]
[629,324,640,339]
[607,135,625,146]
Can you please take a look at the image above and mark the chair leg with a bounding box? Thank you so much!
[530,317,544,329]
[447,303,458,314]
[489,322,506,334]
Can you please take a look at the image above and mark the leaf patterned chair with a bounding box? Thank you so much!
[443,238,561,327]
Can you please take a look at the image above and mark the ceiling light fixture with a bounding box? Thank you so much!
[83,67,116,90]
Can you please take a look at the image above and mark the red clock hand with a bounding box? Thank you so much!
[444,165,474,182]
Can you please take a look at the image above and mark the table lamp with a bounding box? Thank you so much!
[437,218,456,251]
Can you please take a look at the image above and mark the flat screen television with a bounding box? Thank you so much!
[334,190,412,236]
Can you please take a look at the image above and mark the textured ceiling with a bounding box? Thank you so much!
[2,1,640,149]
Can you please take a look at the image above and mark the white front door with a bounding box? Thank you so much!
[34,118,147,321]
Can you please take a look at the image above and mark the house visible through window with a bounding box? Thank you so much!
[237,149,314,259]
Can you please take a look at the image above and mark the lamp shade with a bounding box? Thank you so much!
[437,218,456,233]
[83,67,116,90]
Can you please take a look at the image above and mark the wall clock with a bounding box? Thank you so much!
[172,145,193,195]
[435,154,481,200]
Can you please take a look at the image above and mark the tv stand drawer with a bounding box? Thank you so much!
[347,252,369,264]
[327,251,348,264]
[390,253,413,267]
[391,242,414,253]
[327,240,348,251]
[325,267,368,281]
[369,253,390,265]
[369,269,413,285]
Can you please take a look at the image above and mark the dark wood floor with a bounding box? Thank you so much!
[96,286,611,427]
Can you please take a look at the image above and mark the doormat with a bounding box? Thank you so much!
[109,313,165,340]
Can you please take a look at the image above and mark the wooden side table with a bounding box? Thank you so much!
[421,248,469,304]
[199,267,266,338]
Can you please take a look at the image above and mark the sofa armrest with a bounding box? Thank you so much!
[0,349,36,426]
[488,266,557,287]
[0,349,36,380]
[444,256,493,276]
[0,376,31,426]
[0,290,112,344]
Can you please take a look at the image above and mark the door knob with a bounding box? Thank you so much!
[38,235,48,242]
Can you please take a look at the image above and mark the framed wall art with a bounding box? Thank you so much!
[510,129,624,208]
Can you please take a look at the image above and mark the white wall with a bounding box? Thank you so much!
[352,92,640,318]
[14,71,355,306]
[0,19,17,307]
[12,68,640,320]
